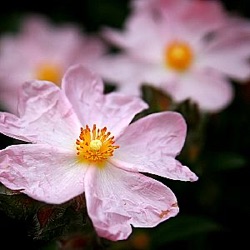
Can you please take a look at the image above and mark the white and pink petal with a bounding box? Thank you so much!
[63,64,148,137]
[0,80,81,149]
[112,112,197,181]
[84,164,179,241]
[0,144,87,204]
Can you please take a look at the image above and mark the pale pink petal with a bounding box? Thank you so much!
[177,0,226,37]
[96,55,144,88]
[100,92,148,137]
[132,0,226,37]
[103,13,161,51]
[0,80,81,149]
[84,164,179,241]
[113,112,197,181]
[200,20,250,81]
[0,144,87,204]
[77,35,107,65]
[19,15,91,64]
[96,54,175,96]
[61,64,104,125]
[62,64,148,137]
[102,13,163,62]
[165,70,234,112]
[0,14,106,114]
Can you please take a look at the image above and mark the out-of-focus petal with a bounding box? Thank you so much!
[175,0,226,36]
[0,14,106,114]
[102,13,163,62]
[113,112,198,181]
[132,0,226,37]
[0,80,80,149]
[0,144,87,204]
[84,164,179,241]
[96,54,175,96]
[200,20,250,81]
[166,70,234,112]
[96,55,144,89]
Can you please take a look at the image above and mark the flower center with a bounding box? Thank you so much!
[36,62,62,84]
[76,124,119,164]
[165,41,193,71]
[90,139,103,151]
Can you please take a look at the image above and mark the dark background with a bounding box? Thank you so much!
[0,1,249,249]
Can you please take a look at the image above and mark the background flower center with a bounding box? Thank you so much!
[36,62,62,84]
[165,41,193,71]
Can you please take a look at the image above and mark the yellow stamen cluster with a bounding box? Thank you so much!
[76,124,119,164]
[165,41,193,71]
[36,62,62,84]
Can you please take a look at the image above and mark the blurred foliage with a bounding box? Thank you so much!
[0,0,250,249]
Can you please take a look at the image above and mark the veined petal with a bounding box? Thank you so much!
[117,112,186,156]
[62,64,104,126]
[100,92,148,137]
[62,64,148,136]
[84,164,179,241]
[0,80,81,149]
[0,144,87,204]
[113,112,197,181]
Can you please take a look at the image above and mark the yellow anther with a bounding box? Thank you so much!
[76,124,119,164]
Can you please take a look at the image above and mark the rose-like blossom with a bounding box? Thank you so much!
[0,64,198,241]
[0,14,106,113]
[97,0,250,112]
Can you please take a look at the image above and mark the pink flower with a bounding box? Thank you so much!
[0,14,106,114]
[0,64,198,241]
[97,0,250,112]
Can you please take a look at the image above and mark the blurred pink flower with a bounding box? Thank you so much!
[0,15,106,113]
[0,65,198,241]
[97,0,250,112]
